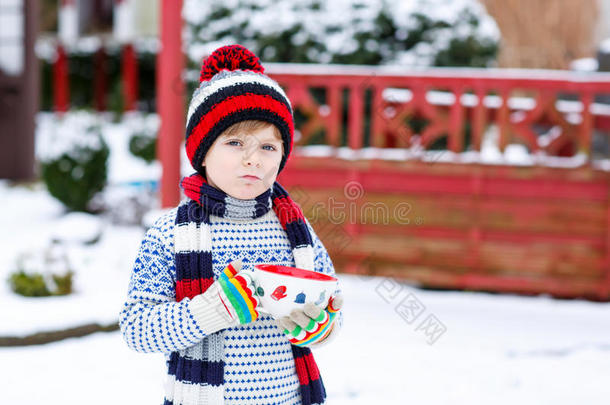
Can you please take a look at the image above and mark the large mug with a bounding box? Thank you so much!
[241,264,338,319]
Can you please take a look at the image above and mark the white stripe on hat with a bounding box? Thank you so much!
[187,72,290,123]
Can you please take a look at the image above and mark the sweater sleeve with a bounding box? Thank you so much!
[304,218,344,336]
[118,210,207,354]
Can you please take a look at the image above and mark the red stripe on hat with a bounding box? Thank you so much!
[186,93,294,162]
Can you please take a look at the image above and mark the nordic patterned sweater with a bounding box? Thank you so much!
[119,202,342,405]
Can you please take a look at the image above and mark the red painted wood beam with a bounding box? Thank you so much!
[281,163,610,201]
[157,0,184,207]
[122,43,138,111]
[53,44,69,113]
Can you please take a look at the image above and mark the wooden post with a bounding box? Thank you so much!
[0,0,38,180]
[53,44,69,113]
[55,0,76,113]
[122,43,138,111]
[21,0,38,180]
[114,0,138,112]
[157,0,184,207]
[347,84,363,149]
[93,46,107,112]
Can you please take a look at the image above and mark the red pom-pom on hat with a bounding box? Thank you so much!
[199,44,264,83]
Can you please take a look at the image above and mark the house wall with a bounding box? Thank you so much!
[596,0,610,45]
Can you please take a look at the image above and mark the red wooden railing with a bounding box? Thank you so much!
[266,64,610,300]
[52,43,139,114]
[267,64,610,158]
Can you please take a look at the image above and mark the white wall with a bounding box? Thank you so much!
[0,0,24,76]
[596,0,610,45]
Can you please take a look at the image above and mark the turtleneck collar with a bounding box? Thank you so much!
[223,193,273,221]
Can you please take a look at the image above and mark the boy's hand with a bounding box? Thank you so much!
[277,294,343,347]
[190,259,260,334]
[216,259,260,324]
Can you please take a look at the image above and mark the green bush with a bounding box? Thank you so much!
[8,271,50,297]
[129,132,157,163]
[8,247,75,297]
[183,0,499,69]
[8,270,74,297]
[39,116,109,212]
[51,271,74,296]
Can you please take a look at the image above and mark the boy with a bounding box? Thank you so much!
[119,45,343,405]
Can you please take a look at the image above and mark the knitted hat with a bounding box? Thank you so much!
[185,44,294,175]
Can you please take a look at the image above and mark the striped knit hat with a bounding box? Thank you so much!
[185,44,294,175]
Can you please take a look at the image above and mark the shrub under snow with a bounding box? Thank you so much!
[183,0,499,68]
[37,112,110,212]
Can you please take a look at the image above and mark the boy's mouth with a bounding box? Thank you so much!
[241,175,261,181]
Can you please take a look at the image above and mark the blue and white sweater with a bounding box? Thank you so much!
[119,205,342,404]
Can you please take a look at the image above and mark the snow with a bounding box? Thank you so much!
[1,332,167,404]
[36,112,106,164]
[34,35,160,63]
[570,57,599,72]
[142,207,174,229]
[36,111,163,185]
[3,237,610,404]
[34,35,58,62]
[0,5,24,75]
[58,3,78,45]
[264,62,610,80]
[295,140,591,169]
[600,37,610,54]
[50,212,104,244]
[0,181,142,336]
[114,0,135,43]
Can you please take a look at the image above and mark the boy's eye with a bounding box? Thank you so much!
[227,139,278,151]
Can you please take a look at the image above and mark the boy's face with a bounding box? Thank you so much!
[202,125,283,200]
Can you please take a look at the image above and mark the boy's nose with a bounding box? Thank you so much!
[242,140,263,167]
[242,153,261,167]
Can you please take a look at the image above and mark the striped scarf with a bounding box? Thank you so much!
[165,172,327,405]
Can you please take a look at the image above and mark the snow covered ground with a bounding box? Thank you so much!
[2,111,610,404]
[3,266,610,404]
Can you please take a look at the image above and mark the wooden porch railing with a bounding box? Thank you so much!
[268,64,610,300]
[268,64,610,158]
